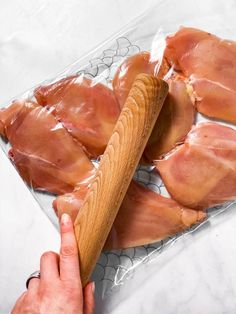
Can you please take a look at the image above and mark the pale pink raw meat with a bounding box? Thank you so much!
[112,52,169,108]
[155,123,236,209]
[112,52,194,160]
[0,100,94,194]
[54,181,205,249]
[35,76,120,157]
[165,27,236,124]
[144,78,195,160]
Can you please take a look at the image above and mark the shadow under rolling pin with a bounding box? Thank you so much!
[74,73,168,286]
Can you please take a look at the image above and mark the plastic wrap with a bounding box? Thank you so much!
[1,0,236,303]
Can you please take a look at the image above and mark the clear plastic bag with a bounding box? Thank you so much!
[1,0,236,305]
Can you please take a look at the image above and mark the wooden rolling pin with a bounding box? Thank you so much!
[74,74,168,285]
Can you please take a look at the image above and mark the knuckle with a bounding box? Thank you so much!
[61,224,72,233]
[60,245,77,257]
[38,284,52,297]
[64,284,81,300]
[41,251,57,261]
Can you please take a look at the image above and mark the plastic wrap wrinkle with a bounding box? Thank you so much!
[1,0,236,300]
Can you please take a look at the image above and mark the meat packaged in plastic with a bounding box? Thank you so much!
[1,0,236,301]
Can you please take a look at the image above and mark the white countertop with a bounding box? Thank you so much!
[1,1,236,313]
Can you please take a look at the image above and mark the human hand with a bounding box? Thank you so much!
[12,213,95,314]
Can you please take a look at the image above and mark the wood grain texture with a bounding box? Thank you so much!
[74,74,168,285]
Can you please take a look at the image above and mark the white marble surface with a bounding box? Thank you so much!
[1,0,236,313]
[99,208,236,314]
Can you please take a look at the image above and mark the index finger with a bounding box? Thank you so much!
[59,213,81,283]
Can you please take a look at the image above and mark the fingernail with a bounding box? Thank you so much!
[61,213,71,225]
[91,282,95,294]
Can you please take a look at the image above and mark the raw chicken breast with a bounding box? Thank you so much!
[53,185,88,222]
[0,100,38,137]
[54,181,205,249]
[144,79,195,160]
[155,123,236,209]
[35,76,120,157]
[112,52,169,108]
[165,27,236,124]
[113,52,194,159]
[0,101,94,194]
